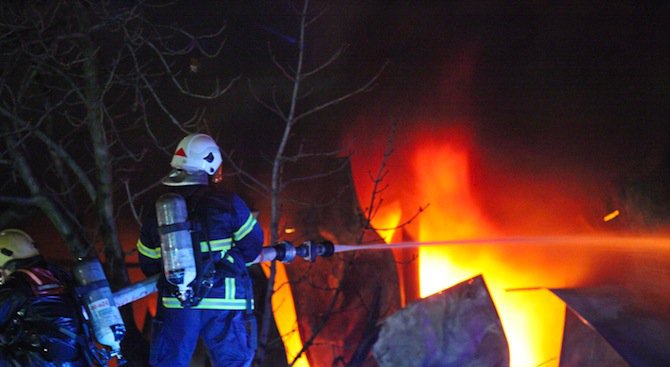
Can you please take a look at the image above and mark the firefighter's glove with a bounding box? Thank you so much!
[219,249,247,276]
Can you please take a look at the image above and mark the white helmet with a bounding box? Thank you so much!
[163,133,223,186]
[170,133,222,174]
[0,229,39,268]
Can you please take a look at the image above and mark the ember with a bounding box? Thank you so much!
[603,210,620,222]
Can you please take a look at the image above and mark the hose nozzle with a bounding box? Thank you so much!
[262,240,335,263]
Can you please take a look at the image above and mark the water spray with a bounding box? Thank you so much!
[334,234,670,253]
[113,234,670,307]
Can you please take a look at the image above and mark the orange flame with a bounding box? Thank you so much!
[260,262,309,367]
[412,142,495,295]
[371,200,402,244]
[413,139,566,367]
[350,125,580,367]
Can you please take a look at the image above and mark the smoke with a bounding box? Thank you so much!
[345,45,610,238]
[340,1,670,238]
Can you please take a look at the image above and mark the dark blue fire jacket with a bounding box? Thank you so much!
[0,257,84,367]
[136,186,263,310]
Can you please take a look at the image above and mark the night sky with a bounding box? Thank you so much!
[219,1,666,221]
[167,1,669,233]
[8,1,670,238]
[346,2,669,169]
[209,1,670,174]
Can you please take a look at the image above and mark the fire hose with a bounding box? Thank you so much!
[71,240,336,364]
[112,240,335,307]
[112,238,494,306]
[91,232,668,365]
[113,233,670,306]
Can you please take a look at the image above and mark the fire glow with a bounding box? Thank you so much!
[410,141,564,367]
[352,128,577,367]
[261,262,309,367]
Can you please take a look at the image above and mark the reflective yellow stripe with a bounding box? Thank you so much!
[139,237,235,259]
[162,297,253,310]
[137,240,161,259]
[225,278,235,299]
[234,214,257,241]
[199,238,232,253]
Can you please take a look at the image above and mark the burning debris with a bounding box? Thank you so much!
[372,275,509,367]
[603,210,621,222]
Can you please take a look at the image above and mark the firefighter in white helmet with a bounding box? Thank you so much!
[0,229,85,366]
[136,133,263,367]
[161,133,224,186]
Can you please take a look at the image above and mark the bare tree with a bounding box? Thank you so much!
[216,1,387,365]
[356,119,429,244]
[0,1,235,364]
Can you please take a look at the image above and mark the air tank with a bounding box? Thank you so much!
[155,192,197,302]
[73,258,126,355]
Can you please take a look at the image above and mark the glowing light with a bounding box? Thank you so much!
[603,210,620,222]
[371,200,402,243]
[346,122,611,367]
[261,262,309,367]
[284,226,296,234]
[413,141,565,367]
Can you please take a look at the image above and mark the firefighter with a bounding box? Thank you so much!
[137,133,263,367]
[0,229,85,367]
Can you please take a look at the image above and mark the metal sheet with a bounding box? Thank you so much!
[552,287,670,367]
[373,275,509,367]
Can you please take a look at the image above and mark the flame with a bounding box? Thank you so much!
[368,199,413,306]
[261,262,309,367]
[371,200,402,243]
[347,124,580,367]
[412,140,565,367]
[412,141,493,293]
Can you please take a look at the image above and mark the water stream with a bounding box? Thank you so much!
[333,234,670,253]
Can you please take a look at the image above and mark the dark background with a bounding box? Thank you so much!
[6,0,670,243]
[212,0,670,192]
